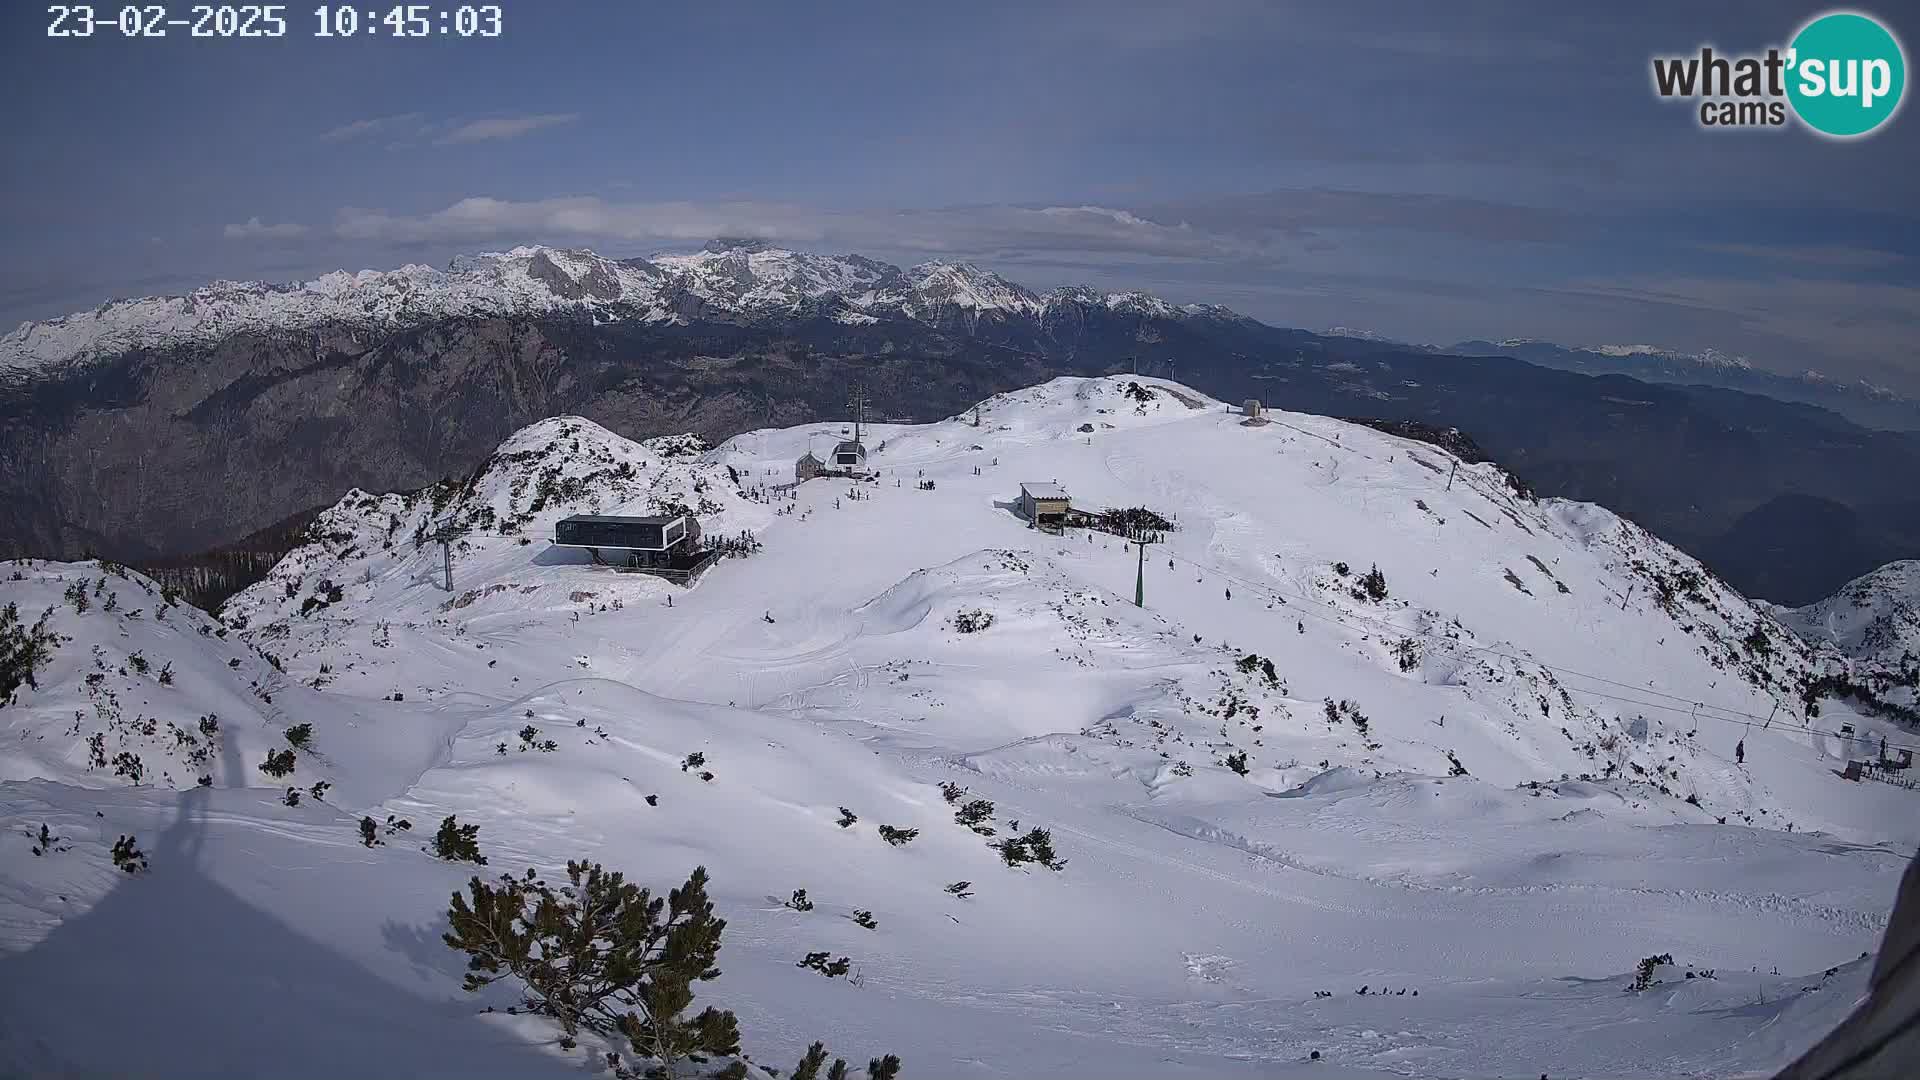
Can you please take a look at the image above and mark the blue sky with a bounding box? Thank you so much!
[2,1,1915,388]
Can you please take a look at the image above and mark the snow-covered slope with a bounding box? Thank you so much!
[1775,560,1920,668]
[0,242,1246,377]
[2,376,1913,1079]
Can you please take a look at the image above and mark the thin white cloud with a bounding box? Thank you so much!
[327,195,1274,264]
[223,217,309,240]
[319,113,426,143]
[435,113,580,144]
[1700,243,1907,270]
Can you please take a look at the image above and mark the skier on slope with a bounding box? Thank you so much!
[1735,738,1745,765]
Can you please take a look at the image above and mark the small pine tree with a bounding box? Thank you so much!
[850,909,877,930]
[793,1042,832,1080]
[682,751,706,772]
[836,807,858,828]
[259,748,296,779]
[1223,750,1249,775]
[157,662,174,686]
[1359,564,1388,602]
[283,723,314,750]
[444,861,738,1075]
[283,787,301,807]
[938,781,965,804]
[876,825,918,847]
[997,827,1067,871]
[431,815,487,864]
[359,816,381,847]
[953,798,995,834]
[786,889,815,912]
[944,881,973,899]
[868,1055,903,1080]
[1631,953,1674,992]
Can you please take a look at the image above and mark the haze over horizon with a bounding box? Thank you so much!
[2,1,1916,389]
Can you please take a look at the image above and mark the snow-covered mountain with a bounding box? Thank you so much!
[1774,560,1920,668]
[0,241,1243,378]
[3,375,1912,1079]
[1584,343,1755,370]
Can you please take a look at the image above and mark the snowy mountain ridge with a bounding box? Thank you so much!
[0,242,1245,377]
[1774,559,1920,669]
[3,374,1915,1079]
[1585,343,1755,370]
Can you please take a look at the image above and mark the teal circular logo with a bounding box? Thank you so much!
[1787,11,1906,137]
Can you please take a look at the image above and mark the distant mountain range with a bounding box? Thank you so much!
[1319,328,1920,432]
[4,239,1919,606]
[1450,339,1920,433]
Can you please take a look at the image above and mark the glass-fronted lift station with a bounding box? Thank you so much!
[553,514,691,567]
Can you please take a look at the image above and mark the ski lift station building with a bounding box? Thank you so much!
[1018,482,1072,526]
[831,439,867,469]
[554,513,698,568]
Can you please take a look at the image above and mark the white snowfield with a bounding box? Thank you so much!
[2,375,1915,1079]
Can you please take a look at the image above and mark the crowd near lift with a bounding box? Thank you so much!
[793,383,877,483]
[552,512,718,585]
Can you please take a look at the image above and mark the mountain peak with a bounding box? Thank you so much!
[702,237,777,255]
[2,242,1225,375]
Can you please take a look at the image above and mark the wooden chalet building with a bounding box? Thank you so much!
[1018,482,1071,528]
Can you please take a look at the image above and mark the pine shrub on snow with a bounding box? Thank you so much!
[994,826,1067,871]
[431,815,487,864]
[1631,952,1675,992]
[445,862,747,1075]
[953,798,996,835]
